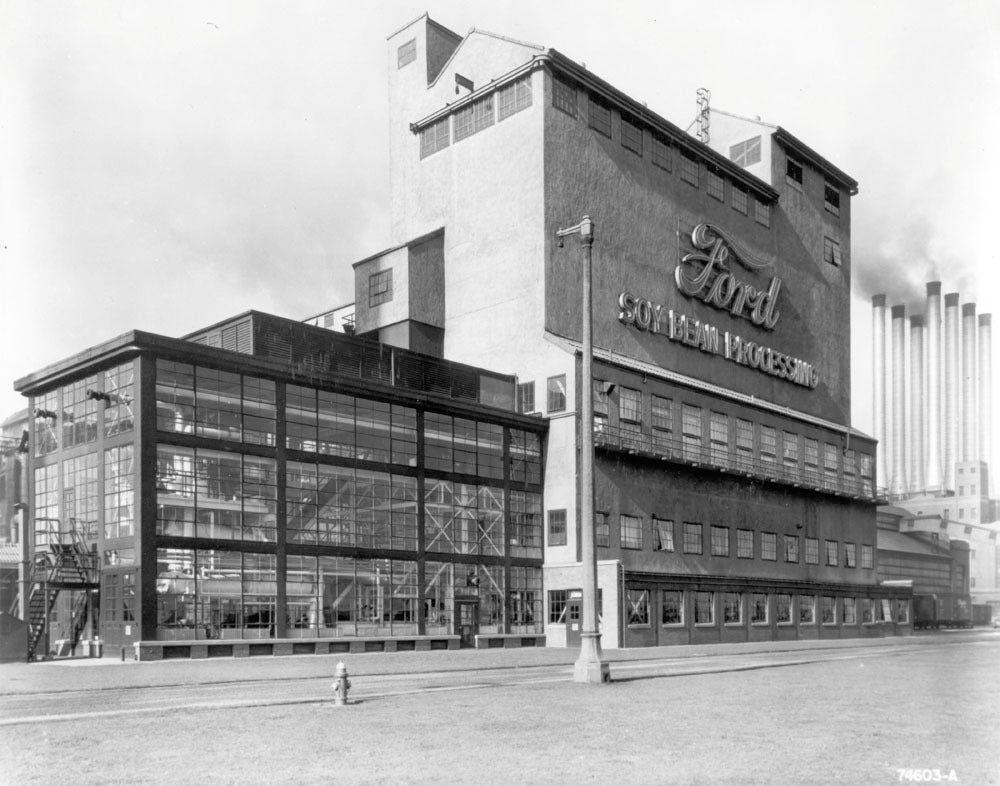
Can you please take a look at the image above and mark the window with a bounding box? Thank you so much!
[759,426,776,465]
[723,592,742,624]
[731,185,748,215]
[823,236,843,267]
[694,591,714,625]
[711,525,730,557]
[754,199,770,228]
[627,589,650,626]
[595,512,610,548]
[593,379,610,422]
[588,95,612,137]
[761,532,777,561]
[735,419,753,470]
[804,438,819,477]
[824,182,840,216]
[104,445,135,539]
[683,522,703,554]
[823,443,838,489]
[397,38,416,68]
[653,518,674,552]
[621,113,642,155]
[497,76,532,121]
[844,542,856,568]
[652,395,672,448]
[784,535,799,563]
[680,150,699,186]
[662,590,683,625]
[825,539,838,566]
[420,117,450,158]
[782,432,798,468]
[707,169,725,201]
[552,76,576,117]
[729,136,761,167]
[548,509,567,547]
[775,594,792,624]
[516,381,535,414]
[861,544,874,569]
[651,133,672,171]
[786,157,803,188]
[843,597,857,625]
[547,375,566,413]
[862,598,875,624]
[751,593,768,624]
[894,599,909,624]
[454,95,494,141]
[798,595,815,624]
[682,404,703,460]
[821,596,836,625]
[548,590,568,624]
[805,537,819,565]
[619,387,641,424]
[621,514,643,550]
[709,412,728,465]
[369,269,393,307]
[737,529,754,559]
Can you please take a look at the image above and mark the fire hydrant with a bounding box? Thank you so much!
[332,661,351,706]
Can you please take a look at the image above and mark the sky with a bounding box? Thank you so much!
[2,1,999,471]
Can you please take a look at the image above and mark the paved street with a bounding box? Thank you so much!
[2,631,998,784]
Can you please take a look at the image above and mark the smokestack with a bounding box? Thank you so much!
[909,315,925,494]
[979,314,992,476]
[962,303,978,462]
[872,294,888,492]
[890,305,908,497]
[943,293,960,492]
[924,282,942,493]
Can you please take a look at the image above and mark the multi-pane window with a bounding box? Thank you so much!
[710,525,729,557]
[621,113,642,155]
[805,538,820,565]
[843,597,857,625]
[821,596,837,625]
[104,445,135,539]
[516,381,535,414]
[825,539,838,566]
[786,158,803,187]
[652,395,672,448]
[723,592,742,624]
[509,430,542,486]
[804,438,819,479]
[709,412,728,465]
[823,236,843,266]
[859,454,873,495]
[548,590,568,624]
[894,599,909,624]
[731,185,748,215]
[729,136,761,167]
[34,464,59,538]
[824,182,841,216]
[662,590,683,625]
[653,518,674,552]
[799,595,815,624]
[369,269,393,307]
[844,542,857,568]
[680,150,699,185]
[775,593,792,624]
[62,376,99,448]
[682,404,702,460]
[546,375,566,413]
[861,598,875,624]
[751,593,768,624]
[735,419,753,470]
[547,509,567,547]
[592,379,610,431]
[454,95,494,142]
[759,426,776,465]
[33,389,59,456]
[619,387,641,424]
[784,535,799,563]
[861,544,874,569]
[754,199,770,228]
[737,528,754,559]
[552,76,577,117]
[694,591,714,625]
[627,589,650,626]
[651,133,672,171]
[823,443,838,489]
[420,117,450,158]
[588,95,612,137]
[621,514,643,550]
[761,532,777,561]
[707,169,725,201]
[509,566,542,633]
[64,453,99,540]
[496,76,532,121]
[683,522,703,554]
[397,38,416,68]
[782,432,798,468]
[104,362,135,437]
[509,490,542,558]
[595,512,610,548]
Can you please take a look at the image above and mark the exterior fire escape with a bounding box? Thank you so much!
[26,519,100,662]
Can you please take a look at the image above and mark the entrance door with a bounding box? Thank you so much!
[565,592,583,648]
[456,601,479,648]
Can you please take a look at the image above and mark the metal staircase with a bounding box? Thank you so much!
[26,520,99,662]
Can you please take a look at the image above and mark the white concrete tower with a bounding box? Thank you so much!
[872,294,888,492]
[909,315,925,494]
[962,302,978,462]
[924,282,943,492]
[889,305,908,497]
[943,292,961,492]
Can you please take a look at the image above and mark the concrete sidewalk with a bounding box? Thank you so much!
[0,629,989,696]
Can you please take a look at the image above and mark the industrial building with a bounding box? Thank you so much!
[11,14,913,660]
